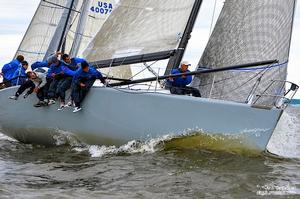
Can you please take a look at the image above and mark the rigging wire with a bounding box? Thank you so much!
[209,0,218,36]
[42,0,81,13]
[216,64,275,98]
[129,61,158,80]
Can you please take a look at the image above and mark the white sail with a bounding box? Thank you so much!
[46,0,80,58]
[192,0,296,105]
[83,0,195,62]
[14,0,118,65]
[74,0,118,57]
[69,0,91,57]
[15,0,70,64]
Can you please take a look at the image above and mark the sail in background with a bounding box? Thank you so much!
[192,0,296,104]
[14,0,69,65]
[71,0,131,79]
[14,0,118,66]
[70,0,118,57]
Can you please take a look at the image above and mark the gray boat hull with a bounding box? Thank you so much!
[0,86,282,151]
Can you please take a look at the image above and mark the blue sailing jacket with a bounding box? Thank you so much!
[31,61,49,71]
[168,69,192,87]
[1,59,21,80]
[71,58,86,68]
[60,57,86,77]
[11,66,27,85]
[72,66,103,86]
[48,61,63,79]
[61,63,78,77]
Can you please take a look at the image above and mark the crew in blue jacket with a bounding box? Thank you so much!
[1,55,24,87]
[47,56,63,102]
[56,54,85,110]
[31,61,49,71]
[72,61,105,112]
[166,61,201,97]
[11,61,29,86]
[31,53,62,70]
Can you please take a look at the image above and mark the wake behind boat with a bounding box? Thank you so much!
[0,0,299,153]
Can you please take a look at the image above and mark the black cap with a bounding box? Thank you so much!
[22,61,28,66]
[81,61,89,69]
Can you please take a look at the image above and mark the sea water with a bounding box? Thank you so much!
[0,107,299,198]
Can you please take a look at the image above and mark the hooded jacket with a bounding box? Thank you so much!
[31,61,49,71]
[1,59,21,80]
[60,57,86,77]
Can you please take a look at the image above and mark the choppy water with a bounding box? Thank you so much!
[0,107,299,198]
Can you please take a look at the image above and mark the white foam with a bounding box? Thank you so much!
[267,106,300,159]
[0,132,16,142]
[52,129,82,146]
[73,135,172,158]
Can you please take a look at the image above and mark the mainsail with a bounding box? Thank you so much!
[83,0,196,66]
[192,0,296,104]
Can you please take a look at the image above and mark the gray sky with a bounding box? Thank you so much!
[0,0,299,96]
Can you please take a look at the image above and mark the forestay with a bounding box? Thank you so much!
[192,0,296,105]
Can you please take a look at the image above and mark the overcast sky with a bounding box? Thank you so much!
[0,0,299,96]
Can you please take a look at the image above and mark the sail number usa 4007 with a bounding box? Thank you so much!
[90,1,113,15]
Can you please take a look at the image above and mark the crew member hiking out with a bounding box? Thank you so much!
[8,55,58,102]
[72,61,105,113]
[31,56,55,71]
[56,54,86,110]
[166,61,201,97]
[47,55,63,104]
[0,55,25,87]
[9,70,48,107]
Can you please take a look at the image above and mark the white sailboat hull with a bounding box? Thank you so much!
[0,86,282,151]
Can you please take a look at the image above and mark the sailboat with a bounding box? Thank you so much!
[0,0,298,152]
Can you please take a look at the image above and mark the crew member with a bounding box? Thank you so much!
[47,55,63,104]
[1,55,24,87]
[11,61,29,86]
[9,71,48,107]
[166,61,201,97]
[56,54,85,110]
[72,61,105,112]
[31,52,62,71]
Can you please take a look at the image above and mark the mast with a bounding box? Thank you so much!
[70,0,91,57]
[57,0,76,53]
[44,0,76,59]
[164,0,203,75]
